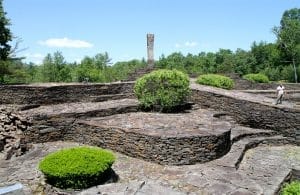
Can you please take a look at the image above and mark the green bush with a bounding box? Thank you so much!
[281,181,300,195]
[39,146,115,189]
[196,74,234,89]
[261,67,281,81]
[134,69,191,112]
[243,73,269,83]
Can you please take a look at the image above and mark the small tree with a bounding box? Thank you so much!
[134,69,191,112]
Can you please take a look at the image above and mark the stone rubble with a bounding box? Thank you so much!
[0,107,31,160]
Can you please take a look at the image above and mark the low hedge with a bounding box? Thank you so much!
[243,73,269,83]
[39,146,115,189]
[196,74,234,89]
[134,69,191,112]
[281,181,300,195]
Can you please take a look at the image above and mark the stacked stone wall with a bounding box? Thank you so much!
[191,89,300,137]
[0,82,134,105]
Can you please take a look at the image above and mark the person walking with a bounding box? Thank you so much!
[275,84,285,105]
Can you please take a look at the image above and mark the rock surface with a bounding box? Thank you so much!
[0,107,31,160]
[0,141,299,195]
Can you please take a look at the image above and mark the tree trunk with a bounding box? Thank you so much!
[292,58,298,83]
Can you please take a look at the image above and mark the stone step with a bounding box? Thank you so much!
[212,135,290,169]
[230,125,278,143]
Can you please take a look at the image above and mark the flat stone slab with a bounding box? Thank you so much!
[79,180,186,195]
[82,108,231,137]
[21,99,138,118]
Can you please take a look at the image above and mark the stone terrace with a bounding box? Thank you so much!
[0,80,300,194]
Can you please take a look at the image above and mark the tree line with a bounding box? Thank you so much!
[0,2,299,83]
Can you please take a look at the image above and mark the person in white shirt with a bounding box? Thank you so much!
[275,84,285,105]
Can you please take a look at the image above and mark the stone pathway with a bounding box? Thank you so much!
[190,79,298,109]
[0,141,299,195]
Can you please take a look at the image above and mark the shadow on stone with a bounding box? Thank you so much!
[18,104,41,111]
[45,168,119,191]
[139,102,194,113]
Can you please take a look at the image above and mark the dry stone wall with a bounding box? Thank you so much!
[71,122,231,165]
[0,82,134,105]
[191,89,300,138]
[0,108,31,160]
[1,81,299,165]
[24,117,231,165]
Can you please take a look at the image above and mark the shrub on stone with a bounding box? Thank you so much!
[243,73,269,83]
[39,146,115,189]
[196,74,234,89]
[134,69,191,112]
[281,180,300,195]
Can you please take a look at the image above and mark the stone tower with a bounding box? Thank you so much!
[147,34,154,67]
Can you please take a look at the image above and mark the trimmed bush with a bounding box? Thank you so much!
[134,69,191,112]
[243,73,269,83]
[39,146,115,189]
[281,181,300,195]
[196,74,234,89]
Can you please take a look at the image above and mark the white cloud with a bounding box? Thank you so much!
[38,37,93,48]
[184,41,198,47]
[175,43,181,48]
[174,41,198,49]
[24,53,44,64]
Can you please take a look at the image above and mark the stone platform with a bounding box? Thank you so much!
[77,108,231,165]
[20,100,232,165]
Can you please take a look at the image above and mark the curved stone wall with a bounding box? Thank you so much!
[71,122,231,165]
[24,118,231,166]
[23,104,232,165]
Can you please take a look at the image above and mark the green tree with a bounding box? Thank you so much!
[234,48,256,75]
[94,52,111,70]
[251,42,280,73]
[41,53,55,82]
[215,49,234,73]
[0,0,12,82]
[273,8,300,82]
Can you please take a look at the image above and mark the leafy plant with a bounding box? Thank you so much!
[39,146,115,189]
[134,69,191,112]
[196,74,234,89]
[281,180,300,195]
[243,73,270,83]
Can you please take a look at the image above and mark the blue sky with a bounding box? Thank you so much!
[4,0,300,64]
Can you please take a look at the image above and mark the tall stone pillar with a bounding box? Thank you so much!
[147,34,154,67]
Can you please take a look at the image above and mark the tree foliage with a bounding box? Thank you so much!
[0,0,12,82]
[2,8,300,84]
[273,8,300,82]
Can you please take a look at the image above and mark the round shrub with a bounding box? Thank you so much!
[39,146,115,189]
[134,69,191,112]
[243,73,269,83]
[196,74,234,89]
[281,181,300,195]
